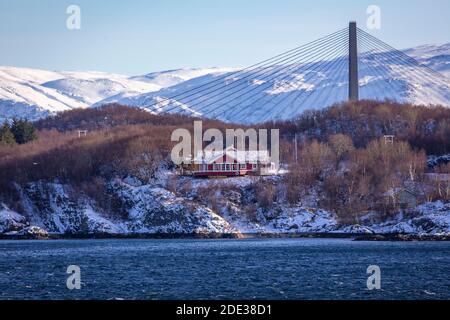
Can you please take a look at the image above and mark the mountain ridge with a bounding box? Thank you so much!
[0,66,234,122]
[1,43,450,123]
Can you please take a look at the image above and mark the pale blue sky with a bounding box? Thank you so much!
[0,0,449,75]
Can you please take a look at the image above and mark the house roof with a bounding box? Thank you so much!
[192,146,271,164]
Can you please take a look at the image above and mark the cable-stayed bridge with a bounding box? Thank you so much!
[138,22,450,124]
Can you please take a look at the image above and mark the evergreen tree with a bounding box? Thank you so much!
[10,118,38,144]
[0,122,16,145]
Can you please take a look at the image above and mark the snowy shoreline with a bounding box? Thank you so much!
[2,177,450,241]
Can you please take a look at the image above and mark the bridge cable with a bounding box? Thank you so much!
[145,28,349,114]
[206,34,349,121]
[161,30,350,115]
[209,35,349,121]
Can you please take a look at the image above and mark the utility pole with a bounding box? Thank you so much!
[349,21,359,101]
[294,133,298,163]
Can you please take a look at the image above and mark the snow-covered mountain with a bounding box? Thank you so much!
[130,68,238,88]
[0,67,233,122]
[100,43,450,123]
[404,43,450,75]
[1,43,450,123]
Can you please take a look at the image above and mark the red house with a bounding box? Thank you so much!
[178,146,278,177]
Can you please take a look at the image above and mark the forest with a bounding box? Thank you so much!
[1,101,449,222]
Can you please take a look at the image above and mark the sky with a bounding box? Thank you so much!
[0,0,449,75]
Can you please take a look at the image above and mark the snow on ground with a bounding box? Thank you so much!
[367,201,450,235]
[176,176,450,236]
[428,154,450,168]
[179,175,261,190]
[14,182,127,234]
[0,178,236,236]
[226,200,450,236]
[265,207,338,233]
[1,176,450,237]
[0,204,27,233]
[110,179,234,234]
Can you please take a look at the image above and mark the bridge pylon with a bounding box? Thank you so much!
[349,21,359,101]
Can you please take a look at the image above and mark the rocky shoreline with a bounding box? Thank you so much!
[2,232,450,241]
[0,231,241,241]
[353,233,450,241]
[2,179,450,242]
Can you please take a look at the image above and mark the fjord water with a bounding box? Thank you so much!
[0,238,449,300]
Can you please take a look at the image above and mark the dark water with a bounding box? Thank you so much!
[0,238,449,300]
